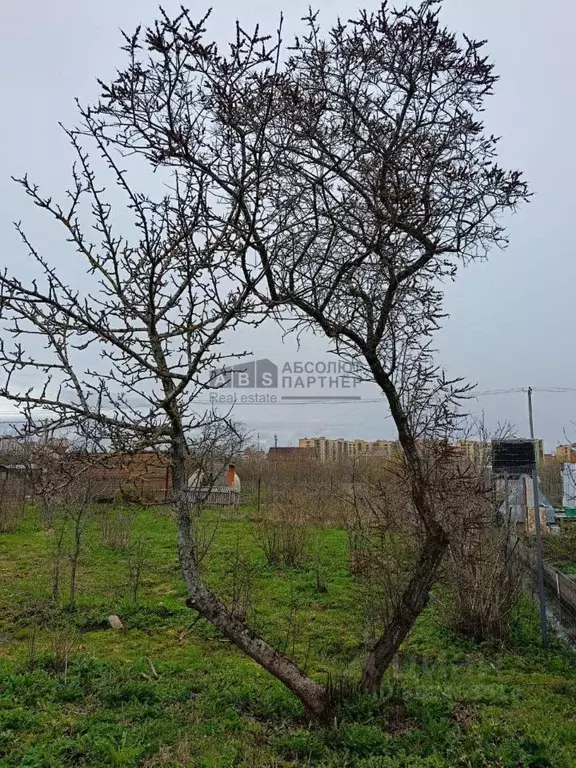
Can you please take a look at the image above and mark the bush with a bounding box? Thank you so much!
[255,519,310,567]
[544,525,576,571]
[0,499,23,533]
[441,521,523,643]
[98,506,135,550]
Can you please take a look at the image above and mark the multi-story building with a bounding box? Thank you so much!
[299,437,327,461]
[454,440,491,465]
[556,444,576,464]
[370,440,401,459]
[299,437,401,462]
[300,436,549,466]
[454,438,545,467]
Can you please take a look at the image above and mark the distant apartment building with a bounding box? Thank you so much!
[298,437,400,462]
[453,440,491,465]
[556,444,576,464]
[371,439,402,459]
[298,437,344,462]
[299,435,551,465]
[454,438,545,467]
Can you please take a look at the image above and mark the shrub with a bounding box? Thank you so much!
[255,519,310,567]
[441,514,523,643]
[98,506,134,550]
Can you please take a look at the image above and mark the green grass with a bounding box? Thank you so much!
[0,505,575,767]
[550,561,576,576]
[544,528,576,575]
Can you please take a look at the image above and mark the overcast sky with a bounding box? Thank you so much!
[1,0,575,450]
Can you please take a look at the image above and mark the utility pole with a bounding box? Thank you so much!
[527,386,548,646]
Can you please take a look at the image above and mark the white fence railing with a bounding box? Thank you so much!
[186,486,240,507]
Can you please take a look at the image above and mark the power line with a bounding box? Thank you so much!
[474,387,576,397]
[1,387,576,419]
[474,388,525,396]
[0,398,388,416]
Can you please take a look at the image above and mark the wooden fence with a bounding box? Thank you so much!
[541,560,576,619]
[520,542,576,621]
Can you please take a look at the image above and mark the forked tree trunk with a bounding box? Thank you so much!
[358,356,450,693]
[360,530,448,692]
[171,446,331,718]
[170,337,448,713]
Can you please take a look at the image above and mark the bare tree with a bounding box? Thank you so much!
[85,1,527,713]
[0,434,30,530]
[65,484,90,607]
[0,95,340,714]
[125,536,150,604]
[44,457,95,605]
[51,514,67,602]
[20,432,76,530]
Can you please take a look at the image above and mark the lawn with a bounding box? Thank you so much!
[0,504,575,767]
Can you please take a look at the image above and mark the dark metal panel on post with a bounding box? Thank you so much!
[491,434,547,646]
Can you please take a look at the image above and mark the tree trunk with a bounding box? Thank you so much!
[170,443,330,719]
[68,508,84,607]
[185,583,329,717]
[52,556,61,602]
[41,495,53,531]
[359,353,449,693]
[360,530,448,692]
[69,556,78,606]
